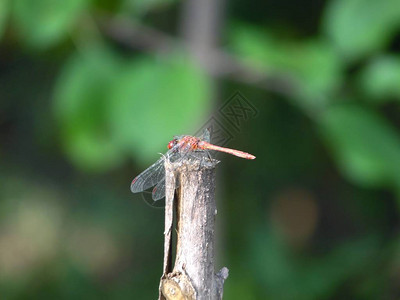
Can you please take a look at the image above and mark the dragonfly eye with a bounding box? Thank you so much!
[167,139,178,149]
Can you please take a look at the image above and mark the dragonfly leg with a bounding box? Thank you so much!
[206,150,213,162]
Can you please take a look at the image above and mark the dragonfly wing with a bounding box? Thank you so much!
[130,157,166,193]
[152,172,181,201]
[200,128,211,142]
[152,179,165,201]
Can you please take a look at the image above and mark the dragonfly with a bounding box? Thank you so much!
[130,129,255,202]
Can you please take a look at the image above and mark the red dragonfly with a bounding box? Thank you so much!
[130,130,255,201]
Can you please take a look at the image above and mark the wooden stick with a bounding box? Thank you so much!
[159,158,228,300]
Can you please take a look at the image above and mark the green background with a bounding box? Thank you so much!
[1,0,400,298]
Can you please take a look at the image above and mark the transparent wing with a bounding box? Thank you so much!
[149,148,191,201]
[131,139,197,201]
[130,157,166,193]
[152,172,181,201]
[200,128,211,142]
[152,179,165,201]
[130,143,183,194]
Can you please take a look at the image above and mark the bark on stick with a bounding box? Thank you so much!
[159,158,229,300]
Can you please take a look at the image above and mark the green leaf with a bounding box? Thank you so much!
[359,55,400,103]
[0,0,9,39]
[12,0,89,48]
[323,0,400,60]
[53,47,123,171]
[319,104,400,187]
[107,54,211,165]
[229,25,343,112]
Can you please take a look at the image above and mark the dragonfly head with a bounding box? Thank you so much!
[167,138,178,149]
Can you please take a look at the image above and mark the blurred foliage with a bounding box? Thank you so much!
[323,0,400,60]
[13,0,90,48]
[1,0,400,299]
[359,55,400,102]
[0,0,8,40]
[54,46,210,171]
[229,25,343,112]
[106,53,211,165]
[319,104,400,189]
[53,46,123,171]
